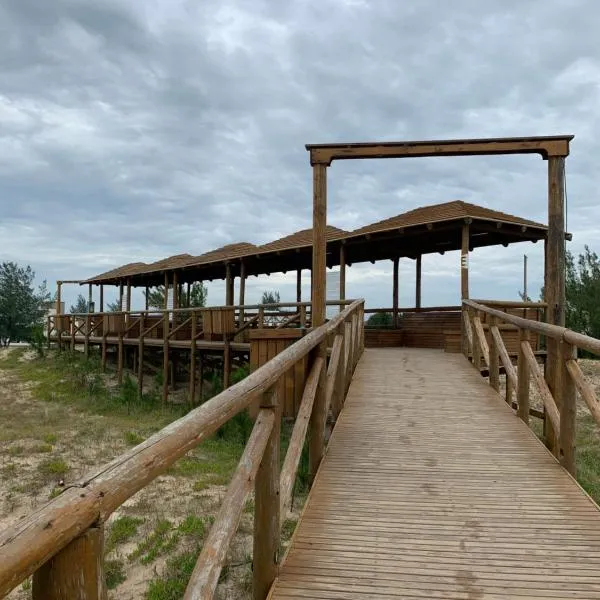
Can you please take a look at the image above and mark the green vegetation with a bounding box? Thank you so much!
[124,430,145,446]
[38,458,69,477]
[130,519,179,565]
[105,558,127,590]
[575,415,600,503]
[70,293,90,314]
[44,433,58,444]
[366,311,393,328]
[145,282,208,310]
[0,261,51,347]
[145,549,199,600]
[107,516,145,552]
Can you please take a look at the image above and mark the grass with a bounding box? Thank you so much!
[145,549,199,600]
[129,519,179,565]
[575,414,600,503]
[105,558,127,590]
[38,458,69,477]
[107,516,145,552]
[124,430,145,446]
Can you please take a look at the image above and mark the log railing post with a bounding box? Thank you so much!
[101,318,107,372]
[489,315,500,392]
[299,304,306,328]
[517,329,530,424]
[258,306,265,329]
[253,386,280,600]
[117,332,124,385]
[189,311,197,406]
[71,317,76,352]
[32,526,106,600]
[559,340,577,475]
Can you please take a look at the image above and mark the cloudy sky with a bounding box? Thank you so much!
[1,0,599,311]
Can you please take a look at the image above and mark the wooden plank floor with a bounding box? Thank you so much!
[269,348,600,599]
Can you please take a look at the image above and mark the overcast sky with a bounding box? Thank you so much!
[1,0,599,311]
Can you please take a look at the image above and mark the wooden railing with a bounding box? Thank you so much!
[463,299,600,476]
[0,300,365,599]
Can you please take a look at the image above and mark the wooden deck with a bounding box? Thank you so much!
[269,348,600,599]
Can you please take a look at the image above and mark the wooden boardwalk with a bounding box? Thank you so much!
[269,348,600,599]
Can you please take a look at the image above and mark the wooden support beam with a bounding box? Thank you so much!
[186,282,191,307]
[32,526,106,600]
[296,268,302,304]
[415,255,422,309]
[306,135,572,166]
[225,263,234,307]
[392,257,399,328]
[239,262,246,328]
[99,285,104,313]
[144,285,149,311]
[189,312,196,406]
[309,163,328,479]
[138,314,144,399]
[461,223,469,300]
[172,271,178,310]
[88,283,93,312]
[253,388,280,600]
[119,282,124,312]
[56,281,62,316]
[162,311,169,406]
[117,334,124,385]
[163,273,169,310]
[545,156,566,453]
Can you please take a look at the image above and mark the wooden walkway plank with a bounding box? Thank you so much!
[269,348,600,599]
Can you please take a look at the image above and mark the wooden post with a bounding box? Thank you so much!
[339,245,346,312]
[545,156,566,454]
[189,311,197,406]
[299,304,306,328]
[470,310,481,371]
[392,256,399,328]
[253,387,280,600]
[138,314,144,399]
[225,263,233,306]
[119,281,124,311]
[173,271,178,309]
[560,341,577,475]
[489,316,500,392]
[239,262,246,328]
[88,283,93,312]
[415,255,422,309]
[186,282,191,307]
[309,163,328,479]
[517,329,530,424]
[199,352,204,401]
[126,280,131,316]
[164,272,169,310]
[461,222,470,300]
[56,281,62,317]
[99,285,104,313]
[84,314,90,358]
[258,306,265,328]
[296,268,302,304]
[32,526,106,600]
[144,285,149,311]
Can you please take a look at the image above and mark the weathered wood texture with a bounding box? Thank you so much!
[32,527,106,600]
[249,330,307,418]
[269,347,600,599]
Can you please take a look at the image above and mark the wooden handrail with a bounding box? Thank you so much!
[472,315,490,367]
[471,299,547,309]
[0,299,364,597]
[183,409,274,599]
[325,334,344,417]
[566,359,600,426]
[168,315,192,339]
[276,312,300,329]
[364,305,460,314]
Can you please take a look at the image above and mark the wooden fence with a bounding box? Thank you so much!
[463,299,600,477]
[0,300,365,599]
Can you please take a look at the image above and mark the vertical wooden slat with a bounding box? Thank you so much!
[517,329,530,424]
[296,268,302,304]
[471,311,481,372]
[392,256,399,329]
[339,245,346,313]
[560,341,577,475]
[225,263,233,307]
[117,333,124,385]
[239,262,246,328]
[162,311,169,406]
[489,316,500,392]
[253,387,280,600]
[32,526,106,600]
[99,285,104,313]
[88,283,93,312]
[84,314,90,358]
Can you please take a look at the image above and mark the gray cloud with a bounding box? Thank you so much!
[1,0,598,310]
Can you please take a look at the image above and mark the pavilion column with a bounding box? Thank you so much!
[172,272,178,309]
[99,285,104,313]
[339,244,346,312]
[88,283,93,313]
[119,282,124,311]
[163,272,169,309]
[296,269,302,304]
[225,263,234,306]
[309,162,328,482]
[144,286,149,311]
[186,282,191,307]
[56,281,62,316]
[392,257,399,328]
[415,255,422,309]
[126,278,132,312]
[461,223,470,300]
[544,156,567,456]
[239,261,246,326]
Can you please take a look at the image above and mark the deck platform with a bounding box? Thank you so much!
[269,348,600,599]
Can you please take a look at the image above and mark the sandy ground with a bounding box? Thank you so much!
[0,347,302,599]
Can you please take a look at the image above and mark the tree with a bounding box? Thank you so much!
[565,246,600,339]
[366,312,393,328]
[0,262,51,346]
[261,290,280,306]
[144,282,208,309]
[70,294,89,314]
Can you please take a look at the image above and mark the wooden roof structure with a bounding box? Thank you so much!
[84,200,550,288]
